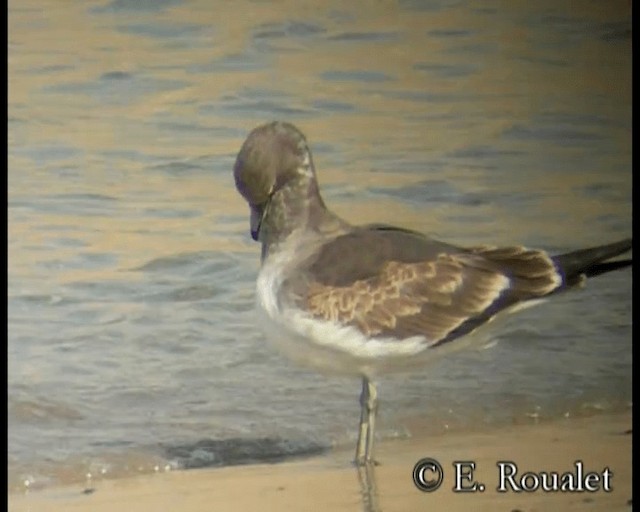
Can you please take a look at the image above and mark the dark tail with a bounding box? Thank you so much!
[554,238,632,285]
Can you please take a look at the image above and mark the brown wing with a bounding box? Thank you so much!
[286,229,563,346]
[465,245,562,297]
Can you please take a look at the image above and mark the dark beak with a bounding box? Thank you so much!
[250,204,265,241]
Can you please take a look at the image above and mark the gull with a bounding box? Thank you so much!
[233,121,632,465]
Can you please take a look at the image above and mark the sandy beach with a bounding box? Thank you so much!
[9,411,631,512]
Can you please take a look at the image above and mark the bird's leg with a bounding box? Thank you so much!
[364,379,378,464]
[355,376,378,466]
[355,377,369,465]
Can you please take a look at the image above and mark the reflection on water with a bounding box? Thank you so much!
[8,0,631,497]
[357,464,381,512]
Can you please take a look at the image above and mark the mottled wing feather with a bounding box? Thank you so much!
[303,254,510,345]
[298,244,564,346]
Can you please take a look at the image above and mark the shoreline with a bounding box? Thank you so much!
[9,410,631,512]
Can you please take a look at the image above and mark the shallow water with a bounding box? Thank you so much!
[8,0,631,493]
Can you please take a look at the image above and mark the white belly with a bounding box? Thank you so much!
[253,244,548,378]
[256,255,439,377]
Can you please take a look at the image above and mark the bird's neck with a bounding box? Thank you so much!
[259,175,345,259]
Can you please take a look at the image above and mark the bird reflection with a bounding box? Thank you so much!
[356,462,381,512]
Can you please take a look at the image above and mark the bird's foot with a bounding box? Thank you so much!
[353,457,380,467]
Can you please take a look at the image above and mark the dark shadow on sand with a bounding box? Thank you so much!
[163,437,329,469]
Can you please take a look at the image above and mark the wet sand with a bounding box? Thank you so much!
[9,411,631,512]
